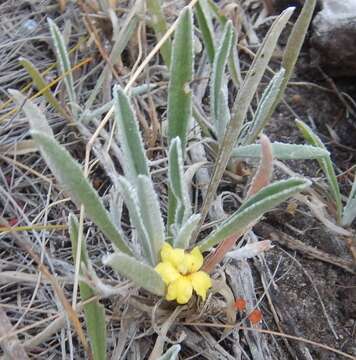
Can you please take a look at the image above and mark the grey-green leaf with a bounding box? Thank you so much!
[167,7,194,150]
[342,175,356,226]
[117,177,154,265]
[31,130,132,255]
[137,175,165,264]
[231,142,330,160]
[259,0,317,126]
[198,178,311,252]
[47,18,77,116]
[10,90,53,136]
[296,119,342,222]
[157,345,181,360]
[173,214,201,249]
[211,21,234,140]
[196,0,215,63]
[195,8,295,241]
[168,138,191,231]
[244,68,285,144]
[103,252,165,296]
[69,214,107,360]
[113,85,149,184]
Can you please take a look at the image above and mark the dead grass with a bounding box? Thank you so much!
[0,0,355,359]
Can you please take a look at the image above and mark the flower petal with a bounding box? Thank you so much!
[167,277,193,304]
[189,247,204,272]
[161,242,185,270]
[190,271,212,300]
[160,242,173,262]
[155,262,181,285]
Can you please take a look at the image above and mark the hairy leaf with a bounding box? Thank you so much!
[117,177,154,265]
[342,175,356,226]
[199,178,310,252]
[168,138,191,232]
[69,214,107,360]
[103,252,165,296]
[296,119,342,222]
[195,8,295,240]
[244,68,285,144]
[157,345,181,360]
[211,21,233,140]
[173,214,201,249]
[137,175,165,262]
[48,18,77,116]
[10,90,53,136]
[231,142,330,160]
[196,0,215,63]
[28,127,131,254]
[167,7,193,150]
[113,85,149,184]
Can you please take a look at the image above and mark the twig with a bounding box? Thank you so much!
[181,322,356,360]
[254,222,355,274]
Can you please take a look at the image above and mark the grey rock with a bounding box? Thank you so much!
[311,0,356,77]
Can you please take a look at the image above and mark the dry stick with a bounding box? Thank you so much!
[71,0,200,308]
[182,322,356,360]
[255,222,355,274]
[2,225,89,352]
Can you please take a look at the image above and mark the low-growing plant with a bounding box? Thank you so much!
[296,119,356,259]
[10,3,321,359]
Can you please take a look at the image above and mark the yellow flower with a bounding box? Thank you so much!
[155,242,212,304]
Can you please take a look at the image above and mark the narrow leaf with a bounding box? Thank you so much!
[113,85,149,184]
[211,21,233,140]
[47,18,77,116]
[260,0,317,126]
[168,138,191,232]
[206,0,243,86]
[244,68,285,144]
[103,252,165,296]
[342,175,356,226]
[231,142,330,160]
[137,175,165,264]
[10,90,53,136]
[117,177,154,265]
[196,8,295,239]
[173,214,201,249]
[69,214,107,360]
[19,58,66,117]
[227,34,242,88]
[147,0,172,66]
[167,7,194,150]
[31,130,132,254]
[296,119,342,222]
[198,178,310,252]
[196,0,215,63]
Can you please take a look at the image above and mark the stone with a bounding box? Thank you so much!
[311,0,356,77]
